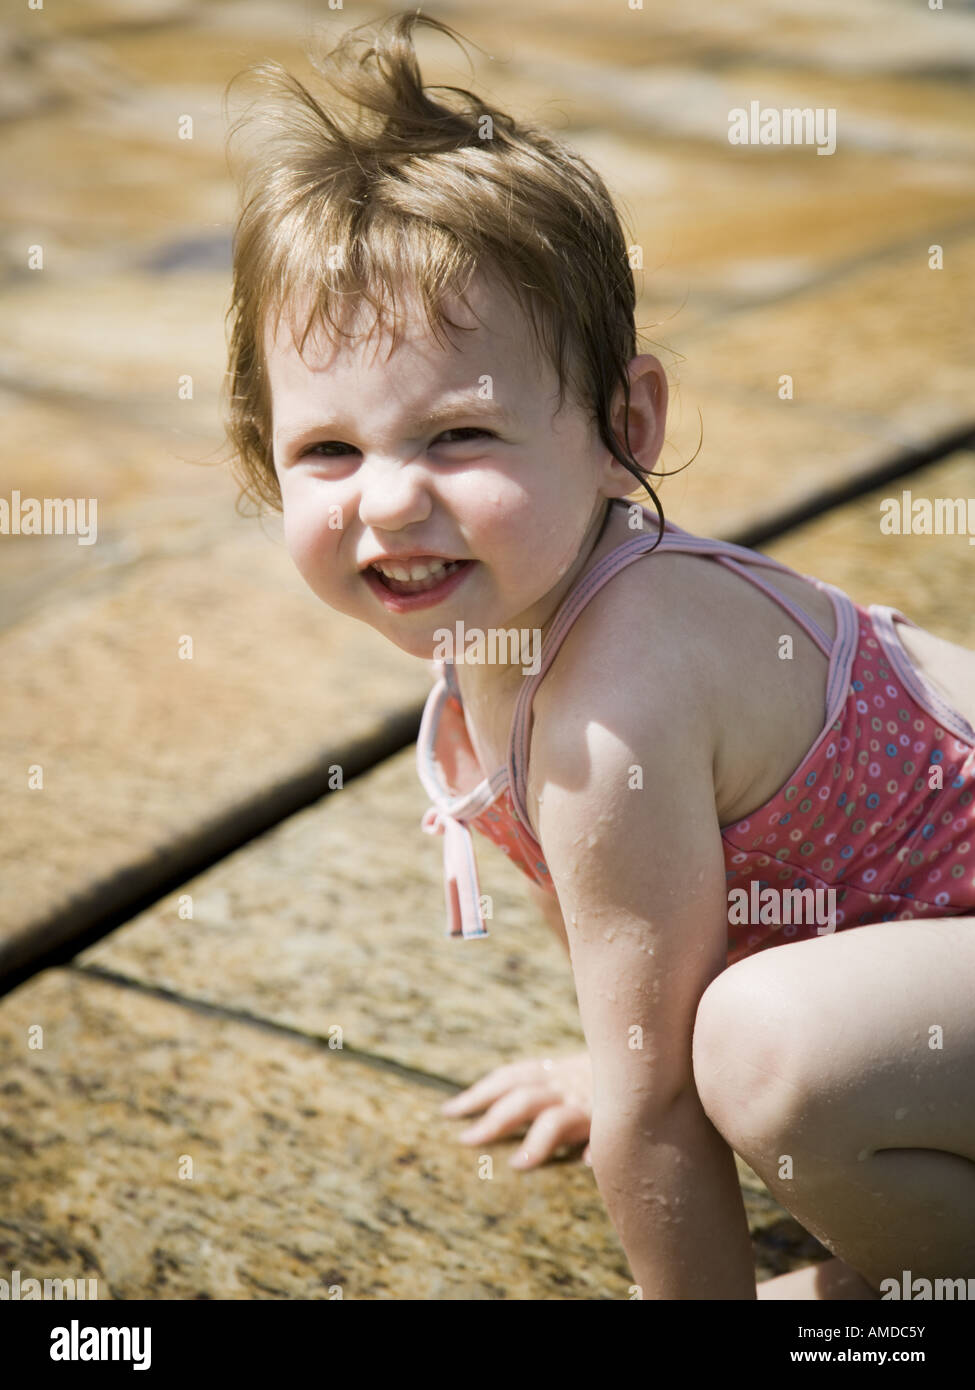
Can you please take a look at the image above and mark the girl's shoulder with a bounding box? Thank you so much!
[531,538,721,749]
[528,519,838,833]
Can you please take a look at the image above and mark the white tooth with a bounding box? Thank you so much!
[374,557,459,582]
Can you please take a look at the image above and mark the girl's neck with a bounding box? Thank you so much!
[453,496,620,713]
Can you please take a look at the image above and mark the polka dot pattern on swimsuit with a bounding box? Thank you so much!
[722,608,975,960]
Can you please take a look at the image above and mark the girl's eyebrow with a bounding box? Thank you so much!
[275,397,517,451]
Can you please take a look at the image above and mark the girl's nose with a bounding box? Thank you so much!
[357,461,434,531]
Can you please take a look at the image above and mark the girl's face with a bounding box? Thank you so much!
[265,271,652,663]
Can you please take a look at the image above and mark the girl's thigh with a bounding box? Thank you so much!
[691,917,975,1163]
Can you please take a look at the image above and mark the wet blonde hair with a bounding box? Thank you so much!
[223,9,671,533]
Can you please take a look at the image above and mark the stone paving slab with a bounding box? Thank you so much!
[0,958,820,1296]
[0,968,629,1299]
[438,0,975,77]
[9,223,966,549]
[11,126,968,424]
[0,271,228,410]
[1,111,233,279]
[0,525,432,968]
[78,746,585,1085]
[0,388,234,631]
[652,392,885,540]
[18,1,193,33]
[498,51,975,162]
[27,0,975,81]
[6,4,973,306]
[578,132,975,322]
[676,235,975,448]
[765,450,975,650]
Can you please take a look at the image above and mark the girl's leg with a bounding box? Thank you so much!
[691,917,975,1292]
[756,1256,881,1300]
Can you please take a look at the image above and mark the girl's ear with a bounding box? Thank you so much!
[622,355,668,463]
[603,355,668,493]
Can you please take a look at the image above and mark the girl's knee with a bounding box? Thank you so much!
[692,959,816,1150]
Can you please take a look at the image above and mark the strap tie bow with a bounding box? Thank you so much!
[421,805,489,939]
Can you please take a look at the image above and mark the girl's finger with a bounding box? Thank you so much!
[454,1085,561,1144]
[509,1105,590,1169]
[440,1061,557,1116]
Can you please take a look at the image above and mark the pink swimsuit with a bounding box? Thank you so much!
[416,501,975,965]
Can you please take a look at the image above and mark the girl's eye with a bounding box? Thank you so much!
[299,428,491,459]
[300,442,355,458]
[435,428,491,443]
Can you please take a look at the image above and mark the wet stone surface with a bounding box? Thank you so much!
[2,0,972,1298]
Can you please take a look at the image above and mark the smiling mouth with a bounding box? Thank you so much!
[369,559,469,594]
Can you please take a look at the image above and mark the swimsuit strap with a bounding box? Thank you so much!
[506,500,847,831]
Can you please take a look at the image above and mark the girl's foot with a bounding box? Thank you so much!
[757,1256,882,1300]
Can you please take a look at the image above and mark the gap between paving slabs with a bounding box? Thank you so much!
[0,706,425,997]
[55,959,810,1273]
[0,967,635,1299]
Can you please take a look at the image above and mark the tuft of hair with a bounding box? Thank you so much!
[222,9,669,531]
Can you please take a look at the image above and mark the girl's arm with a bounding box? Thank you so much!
[594,1081,757,1298]
[525,878,570,955]
[528,634,757,1298]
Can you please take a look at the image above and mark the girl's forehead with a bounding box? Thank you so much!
[265,316,527,398]
[264,319,465,388]
[264,268,527,364]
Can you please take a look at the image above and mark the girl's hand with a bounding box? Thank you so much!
[440,1051,593,1169]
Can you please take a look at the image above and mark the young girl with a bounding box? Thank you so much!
[224,13,975,1299]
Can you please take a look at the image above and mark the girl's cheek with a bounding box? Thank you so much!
[280,503,303,565]
[282,505,327,576]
